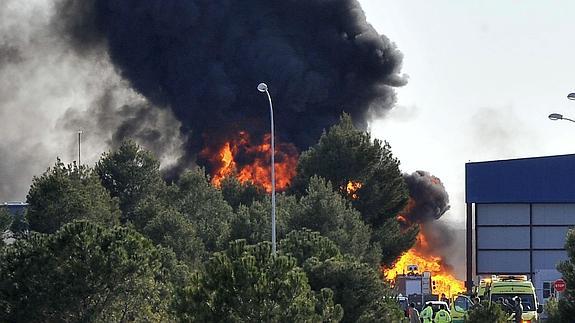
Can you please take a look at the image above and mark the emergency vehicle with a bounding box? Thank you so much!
[479,275,543,322]
[449,294,472,323]
[393,265,438,310]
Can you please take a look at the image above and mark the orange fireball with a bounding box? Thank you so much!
[383,232,465,297]
[200,132,298,193]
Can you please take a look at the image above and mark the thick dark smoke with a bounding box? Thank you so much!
[55,0,406,170]
[403,170,450,224]
[403,170,457,266]
[0,0,405,199]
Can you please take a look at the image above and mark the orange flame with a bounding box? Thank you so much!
[200,132,298,193]
[344,181,362,200]
[384,199,465,297]
[383,231,465,297]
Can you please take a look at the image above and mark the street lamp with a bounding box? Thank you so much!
[257,82,277,255]
[548,113,575,123]
[548,93,575,124]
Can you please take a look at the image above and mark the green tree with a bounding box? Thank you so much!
[291,114,408,228]
[9,211,28,239]
[95,140,165,223]
[286,176,377,265]
[464,301,508,323]
[280,229,342,265]
[177,240,342,322]
[0,208,11,248]
[220,176,266,211]
[290,114,413,266]
[374,218,419,266]
[26,160,120,234]
[545,297,562,323]
[171,168,232,252]
[228,194,294,245]
[280,228,403,322]
[0,220,181,322]
[135,197,205,268]
[303,257,403,323]
[0,208,11,232]
[556,228,575,319]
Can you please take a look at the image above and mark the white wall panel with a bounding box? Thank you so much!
[477,251,530,273]
[477,227,529,249]
[533,250,568,270]
[476,204,530,225]
[533,204,575,225]
[532,227,570,249]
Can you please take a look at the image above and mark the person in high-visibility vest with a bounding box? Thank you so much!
[420,304,434,323]
[433,308,451,323]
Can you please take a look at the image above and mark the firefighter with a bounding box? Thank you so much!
[420,303,434,323]
[433,307,451,323]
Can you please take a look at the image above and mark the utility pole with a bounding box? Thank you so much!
[78,130,83,167]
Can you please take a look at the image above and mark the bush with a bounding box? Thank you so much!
[464,301,508,323]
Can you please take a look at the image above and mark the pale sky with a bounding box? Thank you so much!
[361,0,575,227]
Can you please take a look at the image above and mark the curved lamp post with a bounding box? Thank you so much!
[548,113,575,123]
[257,83,276,255]
[548,93,575,124]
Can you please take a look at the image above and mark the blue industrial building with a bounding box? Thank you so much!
[1,202,28,216]
[466,154,575,303]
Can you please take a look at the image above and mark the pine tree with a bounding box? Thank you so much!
[177,240,342,322]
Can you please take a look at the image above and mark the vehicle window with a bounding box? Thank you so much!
[490,294,535,311]
[454,296,470,312]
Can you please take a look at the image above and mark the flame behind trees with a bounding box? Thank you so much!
[199,132,298,193]
[290,114,415,265]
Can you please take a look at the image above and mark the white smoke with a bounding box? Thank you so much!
[0,0,184,201]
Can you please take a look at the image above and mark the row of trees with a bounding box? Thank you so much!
[0,115,414,322]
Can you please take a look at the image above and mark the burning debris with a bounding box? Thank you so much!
[384,171,464,297]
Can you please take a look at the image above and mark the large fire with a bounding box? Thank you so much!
[383,230,465,297]
[200,131,298,193]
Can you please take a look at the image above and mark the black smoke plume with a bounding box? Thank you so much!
[403,170,450,224]
[403,170,456,261]
[55,0,406,171]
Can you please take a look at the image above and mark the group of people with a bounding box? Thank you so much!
[407,302,451,323]
[497,296,523,323]
[406,295,524,323]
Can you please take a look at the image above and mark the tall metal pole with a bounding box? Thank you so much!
[258,83,276,255]
[78,130,83,167]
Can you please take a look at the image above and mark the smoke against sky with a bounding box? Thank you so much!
[55,0,407,169]
[0,0,183,200]
[0,0,411,200]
